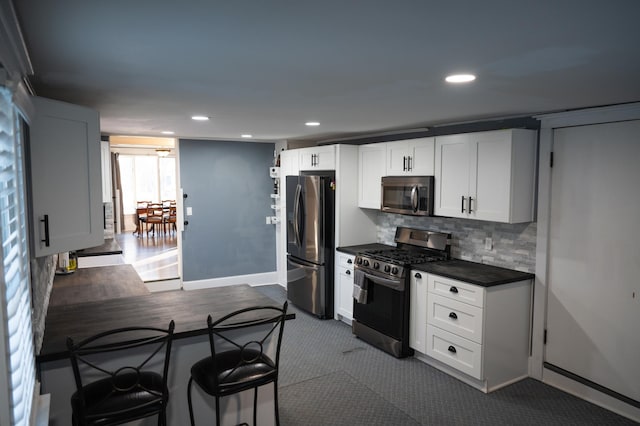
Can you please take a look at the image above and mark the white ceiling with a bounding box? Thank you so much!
[13,0,640,143]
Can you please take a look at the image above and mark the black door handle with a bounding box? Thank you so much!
[183,220,189,226]
[461,196,466,213]
[449,312,458,320]
[448,345,457,354]
[449,286,458,294]
[468,196,473,213]
[41,214,50,247]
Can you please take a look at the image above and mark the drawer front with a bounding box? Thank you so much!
[426,326,483,380]
[339,265,354,279]
[428,274,485,308]
[337,252,355,269]
[427,294,484,344]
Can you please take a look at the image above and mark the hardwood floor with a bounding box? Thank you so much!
[114,231,179,283]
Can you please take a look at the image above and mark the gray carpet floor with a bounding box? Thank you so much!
[255,285,637,426]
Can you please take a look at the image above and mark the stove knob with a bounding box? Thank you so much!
[391,266,399,275]
[384,265,391,273]
[356,258,363,265]
[373,262,380,269]
[363,259,370,267]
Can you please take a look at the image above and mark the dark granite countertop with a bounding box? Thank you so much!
[337,243,533,287]
[38,284,294,363]
[412,259,534,287]
[336,243,394,256]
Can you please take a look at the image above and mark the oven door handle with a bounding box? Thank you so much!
[357,269,405,291]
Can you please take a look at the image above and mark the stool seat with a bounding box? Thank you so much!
[191,349,277,396]
[71,371,165,424]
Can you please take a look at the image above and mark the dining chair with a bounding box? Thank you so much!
[134,201,151,235]
[165,202,177,234]
[187,302,288,426]
[146,203,165,237]
[66,320,175,426]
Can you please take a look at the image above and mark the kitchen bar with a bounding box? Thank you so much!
[38,284,294,425]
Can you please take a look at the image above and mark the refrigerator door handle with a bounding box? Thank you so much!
[293,183,302,247]
[288,255,320,269]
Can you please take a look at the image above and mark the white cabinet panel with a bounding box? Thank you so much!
[428,274,485,308]
[427,326,483,380]
[434,129,536,223]
[428,293,484,344]
[335,251,355,322]
[386,137,434,176]
[29,97,103,257]
[409,270,427,353]
[299,145,335,170]
[358,143,386,209]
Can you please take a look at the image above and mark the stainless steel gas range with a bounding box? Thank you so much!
[352,227,450,358]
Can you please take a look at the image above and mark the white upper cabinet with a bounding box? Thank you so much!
[29,97,103,257]
[386,137,435,176]
[434,129,537,223]
[298,145,336,170]
[358,143,386,209]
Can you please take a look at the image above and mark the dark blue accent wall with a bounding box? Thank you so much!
[179,139,276,281]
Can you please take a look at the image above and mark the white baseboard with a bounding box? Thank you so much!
[543,367,640,423]
[145,278,182,292]
[78,254,125,268]
[183,271,278,291]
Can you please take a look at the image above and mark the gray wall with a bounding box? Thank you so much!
[376,213,536,273]
[179,139,276,281]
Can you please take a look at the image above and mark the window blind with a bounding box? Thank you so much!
[0,86,35,426]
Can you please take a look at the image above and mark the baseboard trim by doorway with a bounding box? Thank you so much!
[182,272,278,291]
[145,278,181,292]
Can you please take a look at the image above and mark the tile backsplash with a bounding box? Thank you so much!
[376,213,536,273]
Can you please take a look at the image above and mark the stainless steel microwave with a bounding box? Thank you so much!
[381,176,434,216]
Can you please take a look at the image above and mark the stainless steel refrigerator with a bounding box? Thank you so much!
[286,173,335,319]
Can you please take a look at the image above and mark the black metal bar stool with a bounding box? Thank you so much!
[187,302,288,426]
[66,320,175,425]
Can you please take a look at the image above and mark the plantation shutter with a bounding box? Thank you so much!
[0,85,35,425]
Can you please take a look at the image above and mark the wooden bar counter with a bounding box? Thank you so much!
[38,283,293,425]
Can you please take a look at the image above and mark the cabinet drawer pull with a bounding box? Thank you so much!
[448,345,457,354]
[414,272,422,279]
[41,214,50,247]
[449,312,458,320]
[449,286,459,294]
[346,270,351,275]
[347,259,353,264]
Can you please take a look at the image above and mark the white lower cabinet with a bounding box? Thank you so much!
[411,271,532,393]
[335,251,355,323]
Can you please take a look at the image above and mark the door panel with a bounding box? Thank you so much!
[546,120,640,402]
[287,256,327,317]
[434,134,470,218]
[301,176,324,264]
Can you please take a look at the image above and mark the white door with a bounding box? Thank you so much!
[409,137,435,175]
[472,133,511,221]
[434,134,471,218]
[358,144,386,209]
[546,119,640,402]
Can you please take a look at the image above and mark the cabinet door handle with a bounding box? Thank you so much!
[403,156,407,171]
[41,214,50,247]
[347,259,353,264]
[468,196,473,213]
[449,286,459,294]
[448,345,457,354]
[414,272,422,279]
[461,196,466,213]
[449,312,458,320]
[346,270,351,275]
[407,156,412,171]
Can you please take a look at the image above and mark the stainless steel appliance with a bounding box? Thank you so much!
[381,176,434,216]
[352,227,450,357]
[286,173,335,319]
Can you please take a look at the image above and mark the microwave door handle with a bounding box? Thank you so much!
[411,185,419,213]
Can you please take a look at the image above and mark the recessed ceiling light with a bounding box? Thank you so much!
[445,74,476,83]
[241,134,253,138]
[161,131,175,135]
[305,121,320,126]
[191,115,210,121]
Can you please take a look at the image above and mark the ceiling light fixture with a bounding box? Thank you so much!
[161,131,175,135]
[241,134,253,138]
[445,74,476,83]
[191,115,210,121]
[156,148,171,157]
[305,121,320,126]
